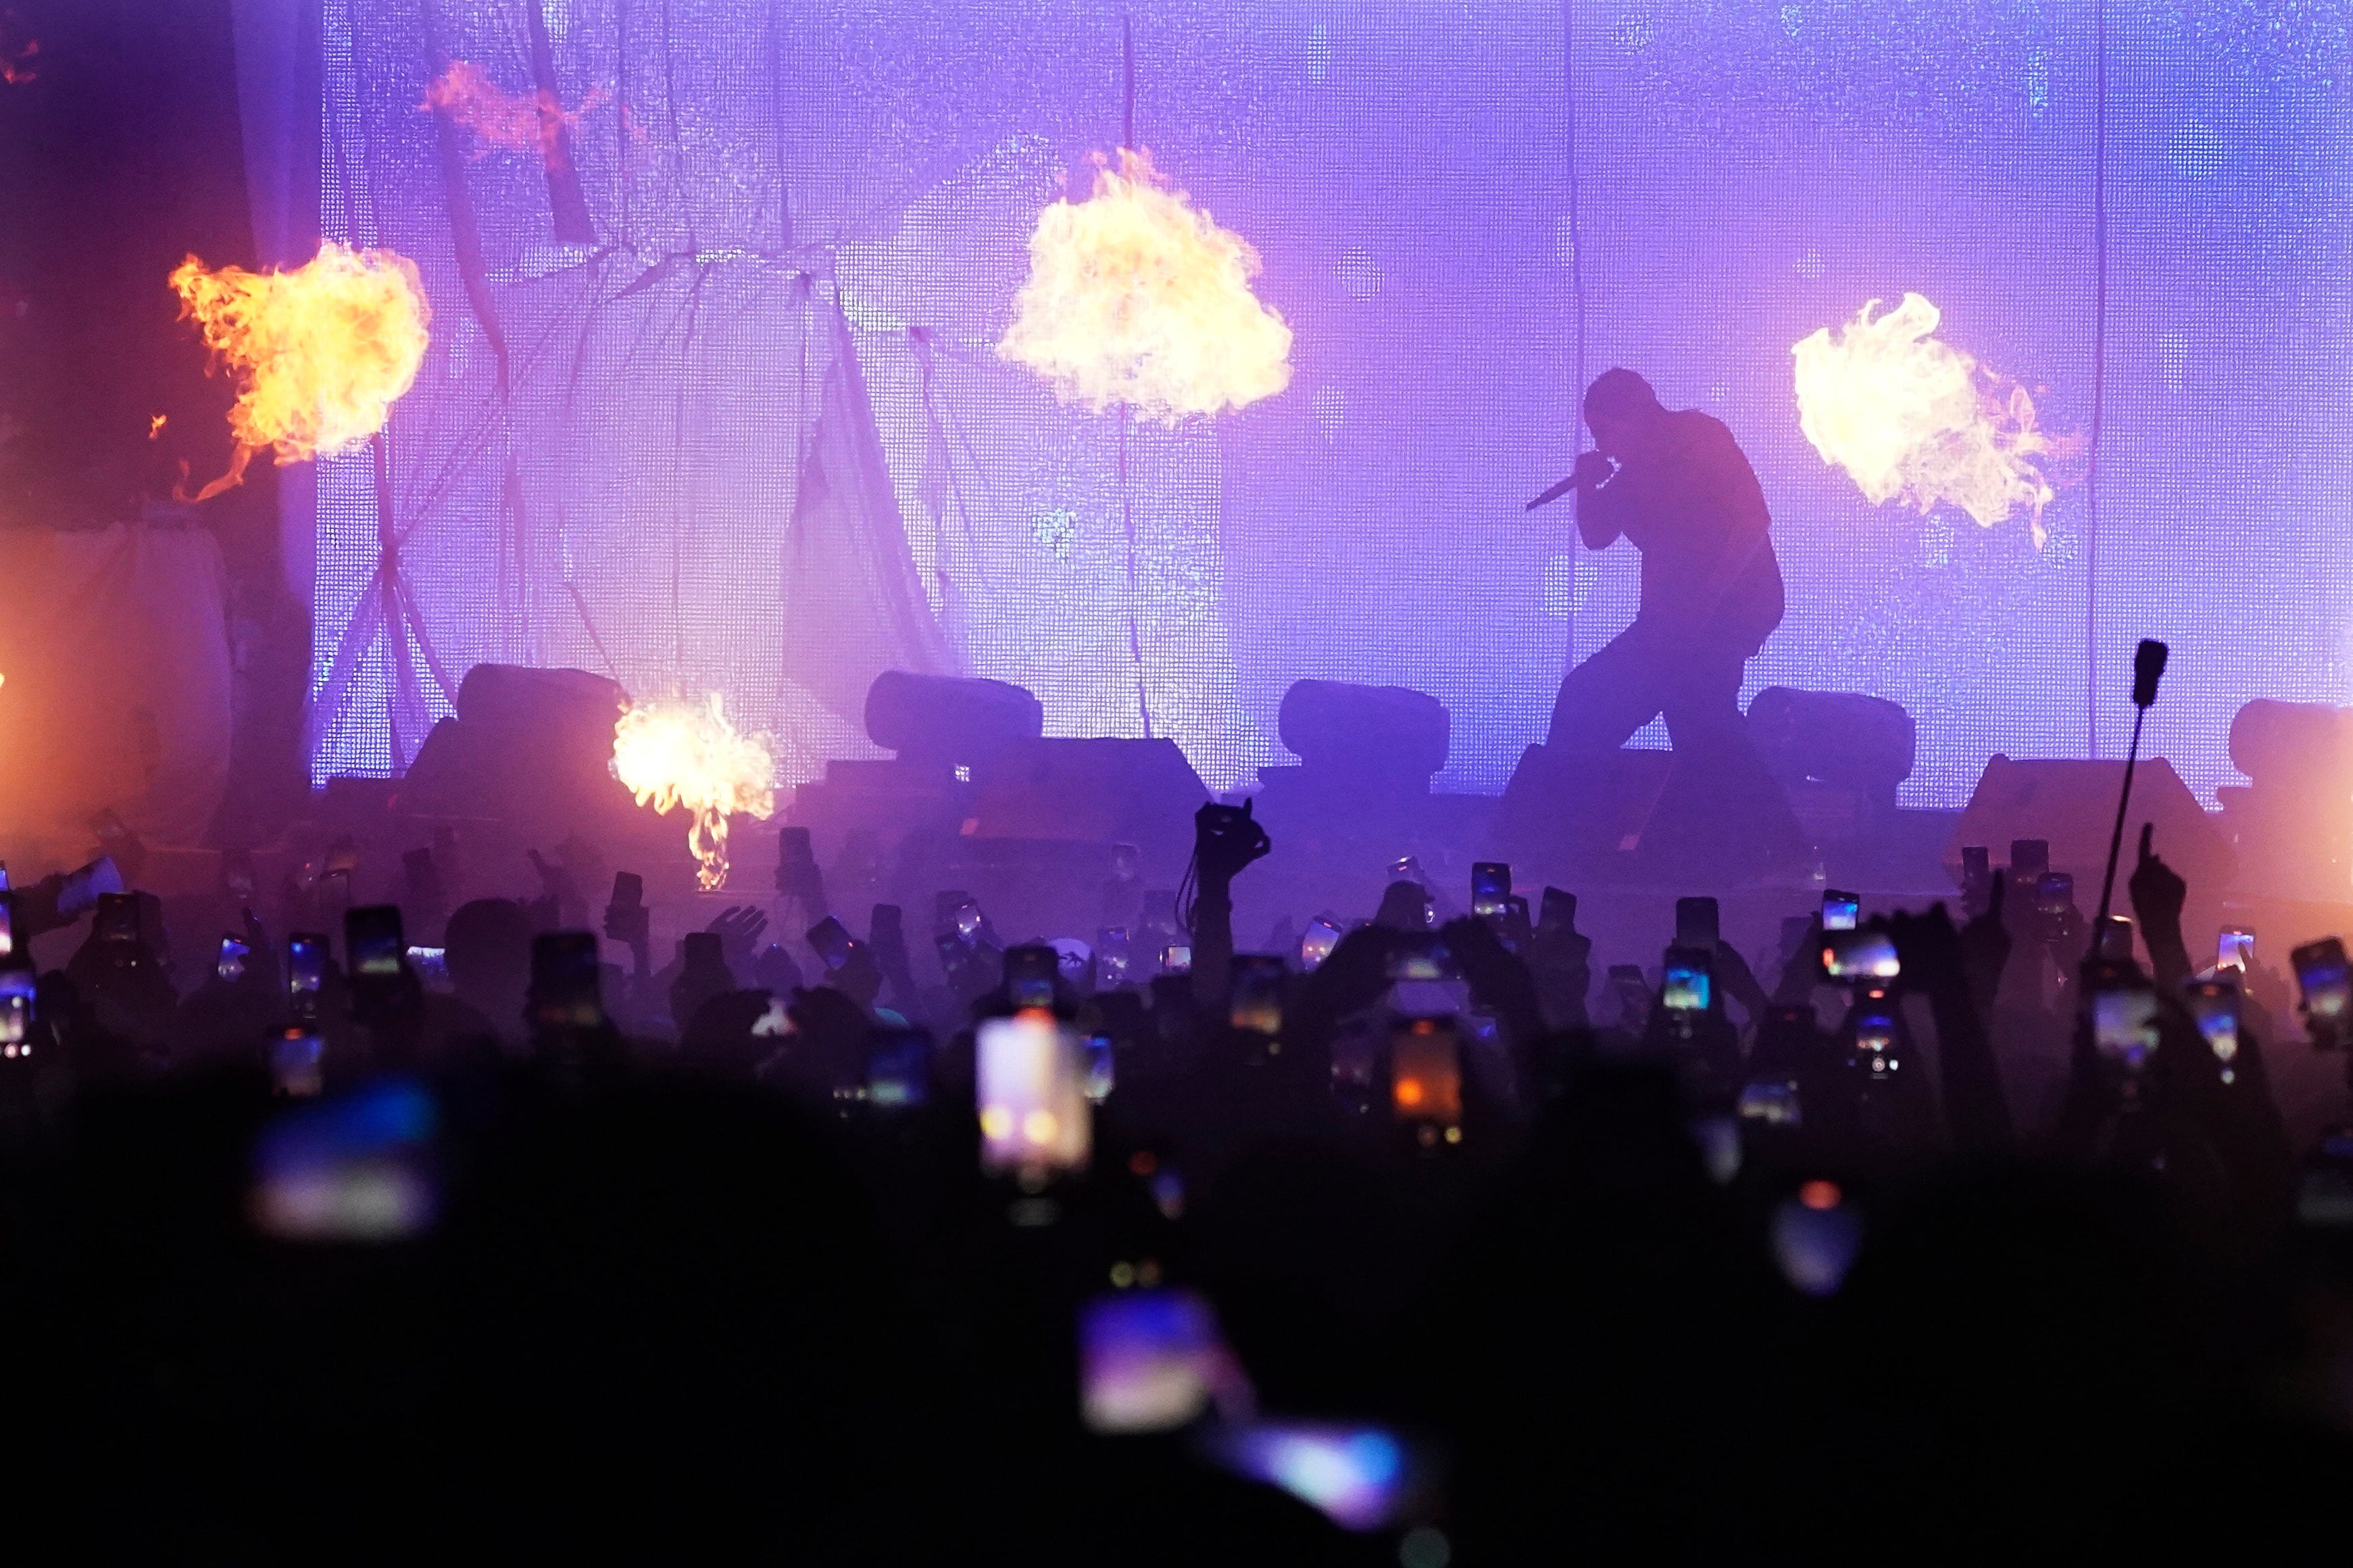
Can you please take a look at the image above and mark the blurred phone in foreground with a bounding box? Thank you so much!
[216,934,250,984]
[2294,938,2352,1042]
[976,1011,1090,1174]
[249,1076,437,1242]
[1079,1287,1245,1434]
[1661,946,1712,1013]
[1471,861,1512,920]
[2091,973,2160,1070]
[1390,1016,1462,1127]
[1095,926,1133,988]
[1823,926,1900,982]
[271,1026,323,1097]
[345,906,405,978]
[57,856,124,918]
[2218,926,2256,973]
[0,968,35,1057]
[866,1028,932,1109]
[0,894,14,961]
[528,932,604,1031]
[1384,934,1454,984]
[1160,944,1193,976]
[2034,870,2075,917]
[95,893,141,957]
[2185,976,2241,1078]
[405,946,449,990]
[1852,990,1899,1078]
[1229,954,1286,1035]
[1821,889,1860,933]
[288,932,328,1015]
[1202,1421,1431,1532]
[2094,916,2135,963]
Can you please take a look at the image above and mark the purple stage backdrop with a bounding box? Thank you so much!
[280,0,2353,806]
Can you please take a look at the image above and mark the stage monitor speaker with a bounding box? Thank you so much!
[1276,680,1450,790]
[864,671,1043,771]
[964,738,1208,865]
[1495,738,1806,884]
[1944,755,2233,897]
[1745,687,1915,810]
[393,665,639,836]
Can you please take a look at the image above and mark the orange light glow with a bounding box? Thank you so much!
[1394,1078,1425,1108]
[147,414,167,440]
[422,61,608,159]
[998,148,1292,424]
[1798,1179,1843,1211]
[168,242,430,501]
[1,16,36,87]
[609,692,777,892]
[1792,293,2060,546]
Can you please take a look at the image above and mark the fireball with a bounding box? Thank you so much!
[610,693,777,892]
[170,241,431,501]
[422,61,607,159]
[1792,293,2057,542]
[998,149,1291,424]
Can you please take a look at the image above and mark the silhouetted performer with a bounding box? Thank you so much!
[1533,368,1783,761]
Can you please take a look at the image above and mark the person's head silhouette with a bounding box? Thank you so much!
[1583,366,1667,462]
[445,897,531,1028]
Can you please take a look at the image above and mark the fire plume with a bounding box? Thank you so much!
[998,149,1292,424]
[610,694,777,892]
[168,242,430,501]
[1792,293,2058,542]
[1,14,34,86]
[422,61,607,159]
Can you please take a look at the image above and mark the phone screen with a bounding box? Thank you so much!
[1004,944,1060,1009]
[1823,927,1901,981]
[2093,980,2161,1067]
[1298,917,1343,972]
[2034,871,2075,915]
[2218,927,2255,972]
[1737,1078,1803,1127]
[0,969,34,1053]
[1204,1421,1423,1532]
[866,1029,931,1109]
[976,1011,1090,1173]
[0,896,14,960]
[345,906,405,977]
[1853,993,1898,1076]
[1471,861,1512,919]
[529,933,603,1030]
[1675,896,1720,949]
[1079,1287,1235,1434]
[1160,944,1193,976]
[1229,954,1286,1034]
[1384,934,1453,983]
[1961,845,1991,879]
[271,1027,324,1097]
[288,933,328,1001]
[1662,947,1712,1012]
[251,1077,438,1242]
[808,917,855,971]
[57,855,123,917]
[2186,978,2241,1068]
[216,934,249,984]
[405,946,449,989]
[2094,915,2135,962]
[2294,938,2352,1028]
[96,892,140,948]
[1539,887,1577,932]
[1390,1016,1463,1123]
[1822,890,1860,933]
[1095,927,1132,988]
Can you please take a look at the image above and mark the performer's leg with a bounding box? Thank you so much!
[1656,642,1750,759]
[1546,622,1673,754]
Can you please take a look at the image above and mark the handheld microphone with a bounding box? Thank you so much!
[2131,639,2168,709]
[1525,473,1579,511]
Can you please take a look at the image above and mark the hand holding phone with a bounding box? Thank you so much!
[2295,938,2352,1044]
[1821,889,1860,933]
[603,871,649,949]
[1675,896,1720,949]
[1472,861,1512,920]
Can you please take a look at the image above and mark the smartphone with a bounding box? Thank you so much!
[0,895,14,961]
[2010,838,2050,880]
[1079,1287,1233,1434]
[2185,977,2241,1071]
[976,1011,1090,1173]
[2034,871,2074,916]
[1229,954,1287,1035]
[1083,1034,1115,1102]
[222,849,256,903]
[1004,944,1060,1009]
[1391,1015,1464,1123]
[1607,963,1650,1024]
[1472,861,1512,920]
[1385,855,1424,886]
[611,871,644,909]
[1141,890,1180,932]
[272,1027,324,1097]
[2294,938,2352,1036]
[96,892,141,951]
[216,933,250,984]
[1095,926,1133,988]
[1821,889,1860,933]
[1385,934,1454,983]
[0,968,34,1055]
[1203,1421,1425,1532]
[1737,1078,1803,1128]
[57,855,124,917]
[345,905,405,978]
[1852,990,1898,1076]
[250,1077,438,1242]
[1961,844,1991,888]
[2218,927,2255,973]
[808,916,856,972]
[1675,896,1720,949]
[1823,926,1901,981]
[1662,946,1712,1012]
[288,932,328,1008]
[2092,976,2161,1067]
[405,946,449,989]
[866,1028,932,1109]
[1539,886,1577,932]
[2094,915,2135,963]
[1161,944,1193,976]
[324,838,360,876]
[529,932,604,1031]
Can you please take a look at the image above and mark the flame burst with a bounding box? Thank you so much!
[998,149,1292,424]
[610,694,778,892]
[422,61,608,158]
[168,242,430,501]
[1792,293,2058,543]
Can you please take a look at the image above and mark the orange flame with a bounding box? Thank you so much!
[610,694,777,892]
[998,149,1292,424]
[1793,293,2060,545]
[422,61,608,159]
[147,414,166,440]
[1,14,35,86]
[168,242,430,501]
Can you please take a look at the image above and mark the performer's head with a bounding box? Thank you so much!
[1583,367,1664,459]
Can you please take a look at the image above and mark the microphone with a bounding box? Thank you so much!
[1525,473,1579,512]
[2131,638,2168,709]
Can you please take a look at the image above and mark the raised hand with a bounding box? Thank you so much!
[705,904,770,971]
[1193,799,1272,885]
